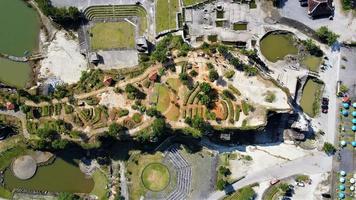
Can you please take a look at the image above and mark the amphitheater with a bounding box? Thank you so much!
[145,145,192,200]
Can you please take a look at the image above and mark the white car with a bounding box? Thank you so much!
[296,182,305,187]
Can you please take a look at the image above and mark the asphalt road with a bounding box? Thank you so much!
[206,152,332,200]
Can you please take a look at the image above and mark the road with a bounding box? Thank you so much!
[207,152,332,200]
[119,161,129,200]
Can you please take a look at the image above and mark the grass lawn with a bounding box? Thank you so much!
[0,145,27,170]
[90,170,108,199]
[224,186,256,200]
[233,23,248,31]
[155,84,171,113]
[165,105,180,121]
[141,163,170,191]
[302,55,322,72]
[300,79,323,117]
[126,152,164,200]
[156,0,180,33]
[166,78,181,91]
[182,0,205,6]
[90,22,136,50]
[0,186,12,199]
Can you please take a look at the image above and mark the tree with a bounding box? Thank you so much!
[303,39,323,57]
[146,107,160,117]
[108,123,126,139]
[51,139,69,149]
[53,84,70,99]
[323,142,336,155]
[199,94,211,106]
[57,192,80,200]
[189,70,198,77]
[340,84,349,93]
[200,82,212,93]
[20,105,31,113]
[152,118,166,138]
[217,179,227,190]
[209,69,219,82]
[36,128,57,141]
[218,166,231,176]
[316,26,339,46]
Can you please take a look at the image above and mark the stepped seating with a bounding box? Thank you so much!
[84,5,147,20]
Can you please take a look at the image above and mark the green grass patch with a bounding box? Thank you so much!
[182,0,205,6]
[0,186,12,199]
[155,84,171,113]
[167,78,182,91]
[141,163,170,191]
[233,23,247,31]
[90,170,108,199]
[224,186,256,200]
[0,146,26,170]
[300,79,323,117]
[90,22,135,50]
[302,55,322,72]
[156,0,180,33]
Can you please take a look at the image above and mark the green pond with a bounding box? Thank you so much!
[300,79,323,117]
[260,33,298,62]
[302,55,322,72]
[0,58,32,88]
[0,0,39,88]
[4,158,94,193]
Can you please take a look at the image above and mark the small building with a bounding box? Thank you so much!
[103,76,113,86]
[149,72,159,82]
[220,133,231,141]
[136,37,148,53]
[89,52,100,64]
[308,0,334,19]
[6,102,15,110]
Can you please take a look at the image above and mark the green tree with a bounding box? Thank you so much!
[218,166,231,176]
[217,179,227,191]
[51,139,69,150]
[340,84,349,93]
[323,142,336,155]
[152,118,166,138]
[209,70,219,82]
[316,26,339,46]
[57,192,80,200]
[200,82,212,93]
[108,123,126,139]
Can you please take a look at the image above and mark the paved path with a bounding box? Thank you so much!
[119,161,129,200]
[207,152,332,200]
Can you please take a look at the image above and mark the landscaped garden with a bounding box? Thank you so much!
[90,22,136,50]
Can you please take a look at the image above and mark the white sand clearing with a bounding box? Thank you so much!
[40,31,87,84]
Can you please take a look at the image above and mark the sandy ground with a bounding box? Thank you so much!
[231,71,290,110]
[40,31,87,84]
[229,143,311,180]
[291,173,330,200]
[99,89,122,109]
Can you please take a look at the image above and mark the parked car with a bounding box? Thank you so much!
[322,97,329,105]
[322,108,328,114]
[321,193,331,198]
[300,0,308,6]
[296,182,305,187]
[270,178,280,185]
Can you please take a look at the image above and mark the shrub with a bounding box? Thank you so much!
[265,91,276,103]
[118,109,129,117]
[132,113,142,123]
[241,101,250,115]
[209,69,219,82]
[217,179,227,191]
[228,84,241,96]
[224,70,235,79]
[323,142,336,155]
[189,70,198,77]
[316,26,339,46]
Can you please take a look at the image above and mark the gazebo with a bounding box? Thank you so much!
[342,110,349,116]
[352,119,356,124]
[338,192,345,199]
[353,111,356,117]
[353,102,356,108]
[340,141,347,147]
[340,170,347,176]
[343,103,349,109]
[340,177,346,183]
[352,141,356,147]
[339,184,346,191]
[352,126,356,132]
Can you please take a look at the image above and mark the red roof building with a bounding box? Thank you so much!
[103,76,113,86]
[149,72,158,82]
[308,0,334,18]
[6,102,15,110]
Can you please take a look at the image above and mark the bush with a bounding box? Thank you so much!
[228,84,241,96]
[118,109,129,117]
[241,101,250,115]
[303,39,323,57]
[224,70,235,79]
[189,70,198,77]
[265,91,276,103]
[64,105,74,114]
[340,84,349,93]
[295,175,310,183]
[209,69,219,82]
[217,179,227,191]
[316,26,339,46]
[132,113,142,123]
[323,142,336,155]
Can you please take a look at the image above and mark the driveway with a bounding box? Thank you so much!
[207,152,332,200]
[278,0,356,42]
